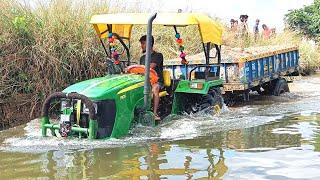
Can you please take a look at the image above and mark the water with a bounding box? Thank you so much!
[1,75,320,179]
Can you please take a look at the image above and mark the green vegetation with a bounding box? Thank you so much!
[284,0,320,73]
[285,0,320,72]
[285,0,320,41]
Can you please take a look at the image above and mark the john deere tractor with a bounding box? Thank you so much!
[41,13,224,139]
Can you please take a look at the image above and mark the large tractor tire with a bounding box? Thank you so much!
[273,78,289,96]
[186,88,223,114]
[208,89,223,110]
[209,89,224,114]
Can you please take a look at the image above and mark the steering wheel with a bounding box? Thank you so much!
[105,58,122,74]
[127,65,158,85]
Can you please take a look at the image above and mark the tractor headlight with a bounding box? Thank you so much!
[83,102,98,114]
[189,82,204,89]
[60,100,97,114]
[61,100,69,109]
[60,100,71,123]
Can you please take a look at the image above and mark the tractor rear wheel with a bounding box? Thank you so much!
[183,88,223,115]
[208,89,223,114]
[193,89,223,114]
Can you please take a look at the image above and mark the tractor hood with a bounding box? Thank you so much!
[63,74,144,100]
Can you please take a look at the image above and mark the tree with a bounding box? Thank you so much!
[285,0,320,41]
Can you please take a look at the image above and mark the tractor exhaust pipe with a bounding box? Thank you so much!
[144,13,157,110]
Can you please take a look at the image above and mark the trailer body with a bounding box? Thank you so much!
[221,47,299,92]
[164,46,299,93]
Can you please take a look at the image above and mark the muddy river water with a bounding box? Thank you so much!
[0,75,320,179]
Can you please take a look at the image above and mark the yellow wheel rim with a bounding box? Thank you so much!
[76,100,81,125]
[213,104,221,115]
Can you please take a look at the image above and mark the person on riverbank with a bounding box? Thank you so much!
[230,19,239,34]
[262,24,272,39]
[253,19,260,41]
[239,15,249,37]
[230,19,235,30]
[237,15,249,47]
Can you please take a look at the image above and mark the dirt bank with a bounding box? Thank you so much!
[0,95,39,131]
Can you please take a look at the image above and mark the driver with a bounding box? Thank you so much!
[139,35,164,121]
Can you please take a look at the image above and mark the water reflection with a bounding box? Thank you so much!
[35,113,318,179]
[0,114,320,179]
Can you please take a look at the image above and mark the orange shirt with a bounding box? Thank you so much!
[263,28,272,39]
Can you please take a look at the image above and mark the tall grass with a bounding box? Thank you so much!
[299,40,320,73]
[130,25,203,60]
[0,0,110,127]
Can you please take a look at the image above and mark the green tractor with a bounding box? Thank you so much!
[41,13,224,139]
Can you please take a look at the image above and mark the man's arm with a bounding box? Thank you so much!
[150,63,157,69]
[150,53,163,69]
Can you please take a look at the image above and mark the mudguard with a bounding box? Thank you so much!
[174,79,223,95]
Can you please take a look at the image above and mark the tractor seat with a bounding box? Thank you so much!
[159,91,168,98]
[159,69,171,98]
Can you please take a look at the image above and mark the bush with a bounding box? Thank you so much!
[285,0,320,42]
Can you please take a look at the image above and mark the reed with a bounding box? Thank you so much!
[0,0,110,128]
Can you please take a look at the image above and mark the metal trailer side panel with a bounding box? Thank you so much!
[223,50,299,91]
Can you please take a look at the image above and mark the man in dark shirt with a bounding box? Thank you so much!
[253,19,260,41]
[139,35,164,120]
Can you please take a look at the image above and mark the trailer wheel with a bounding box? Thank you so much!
[223,93,236,106]
[273,78,289,96]
[256,82,275,95]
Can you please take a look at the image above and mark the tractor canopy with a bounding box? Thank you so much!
[90,13,223,45]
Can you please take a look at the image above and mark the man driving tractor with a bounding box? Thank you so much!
[40,13,226,139]
[139,35,164,121]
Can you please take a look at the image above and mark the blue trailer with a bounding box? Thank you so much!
[164,46,299,105]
